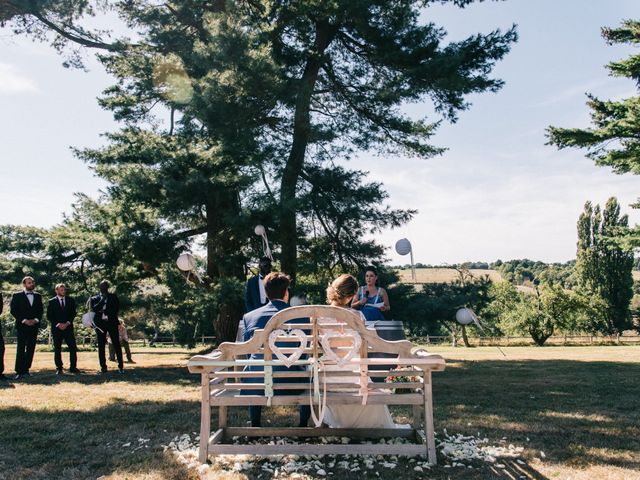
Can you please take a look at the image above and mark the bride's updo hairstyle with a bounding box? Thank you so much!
[326,274,359,306]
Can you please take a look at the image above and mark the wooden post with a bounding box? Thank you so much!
[219,405,227,428]
[423,371,437,465]
[412,405,421,431]
[199,373,211,463]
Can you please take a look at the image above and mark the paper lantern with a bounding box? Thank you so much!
[455,308,477,326]
[395,238,412,256]
[254,224,266,236]
[176,252,196,272]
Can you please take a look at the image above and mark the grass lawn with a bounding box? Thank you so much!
[0,344,638,479]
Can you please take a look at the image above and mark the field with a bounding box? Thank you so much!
[0,345,639,479]
[396,268,503,284]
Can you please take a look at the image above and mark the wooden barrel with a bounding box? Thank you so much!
[365,320,405,342]
[365,320,405,382]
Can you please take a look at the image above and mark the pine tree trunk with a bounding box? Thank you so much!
[461,325,471,347]
[206,191,245,343]
[279,20,334,281]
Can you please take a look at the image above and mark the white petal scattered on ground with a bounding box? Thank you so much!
[161,430,527,478]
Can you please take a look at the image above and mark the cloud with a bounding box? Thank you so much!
[350,145,640,265]
[0,63,39,94]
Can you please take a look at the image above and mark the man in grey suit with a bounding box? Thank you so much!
[241,272,310,427]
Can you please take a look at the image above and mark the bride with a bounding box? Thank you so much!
[320,274,397,429]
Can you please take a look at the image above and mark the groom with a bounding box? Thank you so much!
[241,272,311,427]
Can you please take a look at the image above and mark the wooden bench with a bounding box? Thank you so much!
[187,305,445,464]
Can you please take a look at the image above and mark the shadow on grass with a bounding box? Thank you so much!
[1,357,638,479]
[0,399,203,480]
[3,365,199,387]
[433,359,640,473]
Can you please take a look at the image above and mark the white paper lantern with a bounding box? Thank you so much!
[254,224,266,236]
[176,252,196,272]
[455,308,477,326]
[395,238,412,256]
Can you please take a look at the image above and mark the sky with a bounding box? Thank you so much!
[0,0,639,267]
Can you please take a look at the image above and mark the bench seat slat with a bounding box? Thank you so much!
[213,370,424,379]
[223,427,416,439]
[209,391,425,406]
[209,443,427,456]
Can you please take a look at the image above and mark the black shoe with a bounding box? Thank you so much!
[56,369,63,375]
[118,368,125,374]
[25,372,32,377]
[14,374,23,380]
[100,368,108,374]
[0,374,8,381]
[69,368,81,374]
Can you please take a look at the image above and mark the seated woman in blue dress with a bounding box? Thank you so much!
[352,266,390,321]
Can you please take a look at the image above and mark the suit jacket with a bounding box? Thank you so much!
[241,300,309,394]
[90,292,120,322]
[244,275,267,313]
[10,291,44,331]
[47,296,77,331]
[243,300,288,344]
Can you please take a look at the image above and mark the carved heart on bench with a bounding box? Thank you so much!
[320,329,362,367]
[268,329,308,368]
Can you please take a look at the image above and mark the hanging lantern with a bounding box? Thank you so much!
[395,238,412,256]
[176,252,196,272]
[456,308,480,326]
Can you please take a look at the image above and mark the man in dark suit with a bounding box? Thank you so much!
[10,276,44,379]
[241,272,310,428]
[90,280,124,374]
[244,257,272,313]
[47,283,79,375]
[0,292,6,381]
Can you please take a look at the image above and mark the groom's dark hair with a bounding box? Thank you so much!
[264,272,291,300]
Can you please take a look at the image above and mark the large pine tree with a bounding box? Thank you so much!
[2,1,518,340]
[547,20,640,176]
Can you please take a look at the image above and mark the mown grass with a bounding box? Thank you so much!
[0,345,638,479]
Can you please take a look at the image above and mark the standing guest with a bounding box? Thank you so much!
[90,280,124,374]
[47,283,80,375]
[352,266,390,321]
[108,320,134,363]
[244,257,272,313]
[0,292,6,381]
[10,276,44,379]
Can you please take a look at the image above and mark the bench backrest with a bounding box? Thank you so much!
[217,305,413,362]
[188,306,445,396]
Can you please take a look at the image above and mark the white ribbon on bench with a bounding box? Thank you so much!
[264,326,368,426]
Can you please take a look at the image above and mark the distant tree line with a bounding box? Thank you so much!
[390,198,636,345]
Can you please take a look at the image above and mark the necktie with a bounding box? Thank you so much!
[60,298,64,309]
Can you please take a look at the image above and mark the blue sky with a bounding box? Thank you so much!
[1,0,639,266]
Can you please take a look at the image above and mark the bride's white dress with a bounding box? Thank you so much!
[318,315,397,429]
